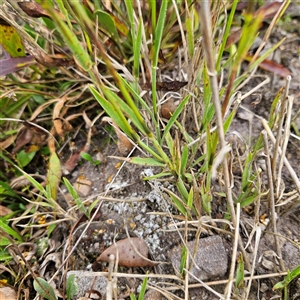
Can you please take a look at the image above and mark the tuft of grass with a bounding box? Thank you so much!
[0,1,298,299]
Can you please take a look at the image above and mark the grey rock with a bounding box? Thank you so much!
[67,271,107,299]
[168,235,228,283]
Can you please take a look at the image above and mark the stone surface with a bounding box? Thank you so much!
[168,235,228,283]
[67,271,107,299]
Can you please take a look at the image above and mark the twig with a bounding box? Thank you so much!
[245,223,262,299]
[225,203,241,300]
[276,95,294,198]
[199,0,251,272]
[262,130,285,272]
[261,118,300,193]
[272,76,291,184]
[185,270,224,299]
[106,254,115,300]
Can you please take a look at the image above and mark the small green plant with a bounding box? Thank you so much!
[273,265,300,300]
[130,275,148,300]
[80,151,101,166]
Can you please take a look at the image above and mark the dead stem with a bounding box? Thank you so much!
[262,130,285,272]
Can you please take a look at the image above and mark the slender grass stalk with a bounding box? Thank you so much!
[151,0,168,140]
[216,0,238,71]
[199,1,251,271]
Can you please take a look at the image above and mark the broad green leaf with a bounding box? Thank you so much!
[273,266,300,290]
[95,10,120,39]
[47,152,61,201]
[34,277,57,300]
[129,157,165,167]
[80,152,100,166]
[0,23,26,57]
[16,148,37,168]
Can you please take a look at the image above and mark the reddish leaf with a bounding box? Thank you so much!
[256,2,283,19]
[18,1,50,18]
[246,55,292,77]
[62,143,90,174]
[225,29,242,48]
[12,127,33,154]
[12,121,48,154]
[0,54,35,76]
[18,1,66,20]
[97,237,155,267]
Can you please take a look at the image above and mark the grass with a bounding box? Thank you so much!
[0,1,299,299]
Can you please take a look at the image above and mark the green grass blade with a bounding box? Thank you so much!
[216,0,238,71]
[138,275,148,300]
[63,177,87,216]
[152,0,169,119]
[129,157,166,167]
[119,76,156,121]
[161,94,190,142]
[133,20,143,79]
[0,219,23,243]
[186,14,194,58]
[180,145,189,176]
[89,85,135,139]
[102,88,147,135]
[41,2,93,71]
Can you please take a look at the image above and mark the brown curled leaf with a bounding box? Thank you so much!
[102,117,134,156]
[141,81,188,92]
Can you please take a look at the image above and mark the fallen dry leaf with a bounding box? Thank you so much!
[18,1,65,19]
[97,237,155,267]
[74,177,93,197]
[256,2,283,19]
[141,81,188,92]
[102,117,134,156]
[0,286,17,300]
[161,98,177,120]
[246,55,292,77]
[0,205,13,216]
